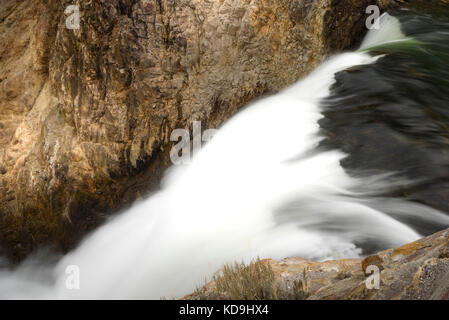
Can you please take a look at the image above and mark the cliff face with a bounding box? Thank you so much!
[187,228,449,300]
[0,0,392,260]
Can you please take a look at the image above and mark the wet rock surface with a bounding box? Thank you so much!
[320,4,449,237]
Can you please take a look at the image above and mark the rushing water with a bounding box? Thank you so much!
[1,8,449,299]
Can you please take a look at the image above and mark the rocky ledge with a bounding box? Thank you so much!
[187,228,449,300]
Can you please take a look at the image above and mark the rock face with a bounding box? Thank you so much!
[187,228,449,300]
[0,0,393,260]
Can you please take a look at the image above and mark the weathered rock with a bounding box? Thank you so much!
[187,228,449,300]
[0,0,393,260]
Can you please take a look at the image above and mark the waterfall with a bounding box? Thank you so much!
[1,12,449,300]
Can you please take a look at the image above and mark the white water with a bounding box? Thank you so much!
[1,15,449,299]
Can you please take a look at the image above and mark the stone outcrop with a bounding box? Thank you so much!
[187,228,449,300]
[0,0,395,260]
